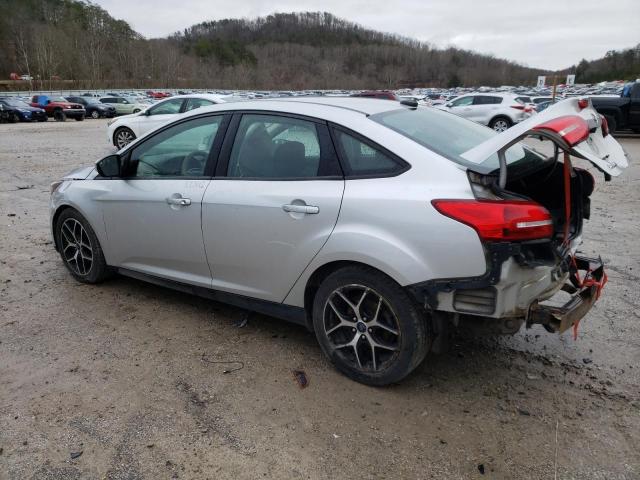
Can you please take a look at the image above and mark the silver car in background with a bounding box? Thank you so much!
[436,92,535,131]
[50,97,628,385]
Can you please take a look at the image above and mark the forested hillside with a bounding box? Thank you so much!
[0,0,634,90]
[569,45,640,83]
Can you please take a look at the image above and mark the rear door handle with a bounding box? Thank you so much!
[166,195,191,206]
[282,204,319,214]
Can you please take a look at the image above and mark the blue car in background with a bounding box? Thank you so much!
[0,97,47,122]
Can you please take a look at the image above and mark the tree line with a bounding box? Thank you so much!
[1,1,628,91]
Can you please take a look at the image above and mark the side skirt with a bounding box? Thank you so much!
[117,268,308,327]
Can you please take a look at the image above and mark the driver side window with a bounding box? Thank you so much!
[148,99,184,116]
[451,96,474,107]
[128,116,222,178]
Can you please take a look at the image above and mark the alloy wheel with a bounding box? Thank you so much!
[323,284,400,372]
[60,218,93,276]
[91,110,100,119]
[492,120,509,132]
[115,129,134,149]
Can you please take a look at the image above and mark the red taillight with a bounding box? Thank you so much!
[432,199,554,241]
[511,105,525,110]
[532,115,589,147]
[600,114,609,138]
[577,98,589,110]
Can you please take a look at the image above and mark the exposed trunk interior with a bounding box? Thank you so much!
[503,156,595,243]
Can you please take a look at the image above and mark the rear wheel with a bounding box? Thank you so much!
[53,110,66,122]
[312,266,430,386]
[114,127,136,149]
[490,116,512,132]
[55,209,109,284]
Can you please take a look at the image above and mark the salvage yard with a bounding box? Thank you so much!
[1,120,639,479]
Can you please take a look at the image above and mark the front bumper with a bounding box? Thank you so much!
[58,109,85,118]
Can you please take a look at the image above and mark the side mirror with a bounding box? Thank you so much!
[445,103,453,108]
[144,109,151,116]
[96,154,121,177]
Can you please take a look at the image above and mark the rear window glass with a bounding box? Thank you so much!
[370,107,546,174]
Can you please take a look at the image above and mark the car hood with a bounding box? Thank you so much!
[62,165,95,180]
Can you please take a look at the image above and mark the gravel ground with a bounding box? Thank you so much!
[0,119,639,480]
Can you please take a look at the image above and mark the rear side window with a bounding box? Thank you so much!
[185,98,214,112]
[474,96,502,105]
[227,114,322,179]
[332,129,407,177]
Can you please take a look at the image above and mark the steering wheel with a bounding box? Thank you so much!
[181,150,208,176]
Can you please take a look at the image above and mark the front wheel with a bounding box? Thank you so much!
[90,110,100,119]
[75,115,85,121]
[55,209,109,284]
[114,127,136,149]
[490,116,512,132]
[312,266,430,386]
[53,110,66,122]
[9,113,20,123]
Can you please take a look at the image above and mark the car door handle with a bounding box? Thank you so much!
[282,204,319,214]
[166,195,191,206]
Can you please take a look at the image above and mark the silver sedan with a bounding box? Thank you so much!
[50,97,628,385]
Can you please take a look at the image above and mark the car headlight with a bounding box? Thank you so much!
[50,180,63,195]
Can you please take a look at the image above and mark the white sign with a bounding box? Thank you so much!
[566,74,576,86]
[536,76,546,88]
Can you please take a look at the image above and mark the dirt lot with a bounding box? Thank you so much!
[0,119,639,480]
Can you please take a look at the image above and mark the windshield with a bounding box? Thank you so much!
[50,96,68,102]
[370,107,547,174]
[2,99,30,108]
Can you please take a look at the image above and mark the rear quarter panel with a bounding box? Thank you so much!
[283,129,487,307]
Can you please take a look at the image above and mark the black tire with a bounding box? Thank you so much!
[75,115,85,121]
[312,265,430,386]
[38,117,47,122]
[90,110,100,119]
[55,209,110,284]
[54,110,66,122]
[489,116,512,132]
[113,127,136,149]
[9,112,20,123]
[605,115,617,134]
[133,109,141,114]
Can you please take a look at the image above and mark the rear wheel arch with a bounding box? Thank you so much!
[303,260,404,328]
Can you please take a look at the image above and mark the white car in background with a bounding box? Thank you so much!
[107,94,231,149]
[436,93,534,131]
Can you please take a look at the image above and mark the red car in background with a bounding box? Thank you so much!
[146,91,172,99]
[30,95,85,121]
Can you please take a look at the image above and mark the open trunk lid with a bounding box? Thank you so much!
[460,97,629,177]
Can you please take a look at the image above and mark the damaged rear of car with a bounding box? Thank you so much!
[375,98,629,341]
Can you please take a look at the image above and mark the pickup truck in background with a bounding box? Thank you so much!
[591,82,640,133]
[30,95,85,122]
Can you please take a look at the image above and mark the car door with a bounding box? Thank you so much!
[138,98,186,137]
[99,114,228,286]
[473,95,502,125]
[202,113,344,302]
[448,95,475,121]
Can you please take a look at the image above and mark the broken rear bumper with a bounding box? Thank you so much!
[526,255,607,334]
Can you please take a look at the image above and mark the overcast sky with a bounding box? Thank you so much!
[94,0,639,70]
